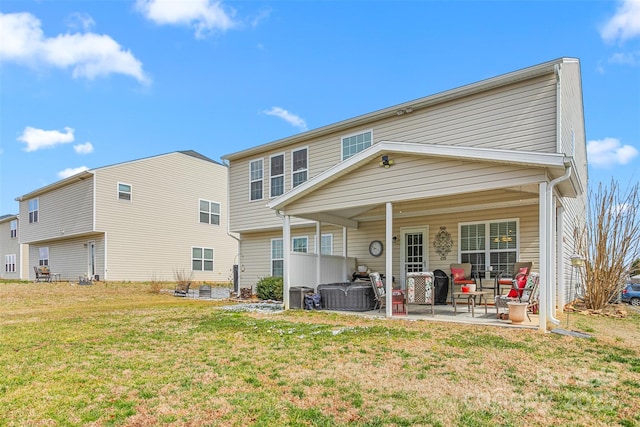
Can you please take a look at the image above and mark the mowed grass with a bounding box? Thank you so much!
[1,282,639,427]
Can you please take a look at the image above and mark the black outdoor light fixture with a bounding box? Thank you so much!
[380,155,394,168]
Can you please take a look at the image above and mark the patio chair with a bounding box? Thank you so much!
[34,266,51,282]
[495,272,540,321]
[369,272,386,311]
[174,282,191,297]
[449,263,477,303]
[494,262,533,296]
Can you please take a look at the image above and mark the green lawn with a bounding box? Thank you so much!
[1,281,639,426]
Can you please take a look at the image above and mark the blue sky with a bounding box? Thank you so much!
[1,0,639,214]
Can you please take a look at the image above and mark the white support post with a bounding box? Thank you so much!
[386,202,393,318]
[539,182,548,331]
[283,215,291,310]
[316,222,322,287]
[343,226,348,281]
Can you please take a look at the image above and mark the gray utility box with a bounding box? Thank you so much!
[289,286,315,309]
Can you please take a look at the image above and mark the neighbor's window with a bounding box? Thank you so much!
[250,159,263,201]
[192,247,214,271]
[292,236,308,253]
[270,154,285,198]
[459,220,518,274]
[118,183,132,201]
[10,220,17,238]
[271,239,283,277]
[5,254,16,273]
[291,148,308,187]
[199,199,220,225]
[28,198,39,223]
[38,247,49,267]
[342,130,372,160]
[321,234,333,255]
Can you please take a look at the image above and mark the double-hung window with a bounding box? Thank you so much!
[271,239,283,277]
[292,236,308,253]
[342,130,372,160]
[5,254,16,273]
[199,200,220,225]
[321,234,333,255]
[459,220,518,273]
[291,148,308,188]
[250,159,263,201]
[192,247,214,271]
[10,220,17,238]
[39,247,49,267]
[118,183,132,201]
[28,198,39,223]
[270,154,284,197]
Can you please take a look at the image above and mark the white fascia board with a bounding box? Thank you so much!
[268,141,569,211]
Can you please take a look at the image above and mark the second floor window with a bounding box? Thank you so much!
[342,130,372,160]
[270,154,284,197]
[199,200,220,225]
[292,148,308,187]
[118,183,132,201]
[10,220,17,238]
[250,159,263,201]
[28,198,39,223]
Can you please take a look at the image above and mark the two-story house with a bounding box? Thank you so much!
[0,214,28,280]
[16,150,238,283]
[223,58,588,331]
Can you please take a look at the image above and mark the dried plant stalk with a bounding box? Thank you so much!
[577,180,640,310]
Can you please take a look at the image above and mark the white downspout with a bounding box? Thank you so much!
[545,165,572,327]
[223,160,241,293]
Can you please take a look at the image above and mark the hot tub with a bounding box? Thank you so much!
[317,282,376,311]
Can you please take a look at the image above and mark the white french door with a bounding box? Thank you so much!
[400,227,429,286]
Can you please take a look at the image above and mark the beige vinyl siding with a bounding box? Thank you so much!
[0,217,27,280]
[27,234,104,281]
[284,154,546,216]
[229,73,558,232]
[19,176,94,244]
[94,153,236,282]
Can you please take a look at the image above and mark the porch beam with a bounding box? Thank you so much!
[297,212,358,229]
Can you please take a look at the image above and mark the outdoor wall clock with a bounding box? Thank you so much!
[369,240,383,257]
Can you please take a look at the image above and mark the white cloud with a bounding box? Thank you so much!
[587,137,639,167]
[74,142,94,154]
[58,166,89,179]
[609,51,640,65]
[600,0,640,43]
[0,12,150,84]
[136,0,237,38]
[18,126,75,152]
[263,107,308,131]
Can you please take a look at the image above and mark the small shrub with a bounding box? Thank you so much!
[148,272,163,294]
[256,276,283,301]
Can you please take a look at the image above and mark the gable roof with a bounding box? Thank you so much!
[223,57,578,161]
[267,141,578,212]
[15,150,220,201]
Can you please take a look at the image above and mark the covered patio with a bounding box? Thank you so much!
[268,141,580,332]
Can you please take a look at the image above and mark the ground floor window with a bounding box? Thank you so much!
[321,234,333,255]
[38,247,49,266]
[271,239,283,277]
[459,220,518,274]
[5,254,16,272]
[192,247,214,271]
[292,236,308,253]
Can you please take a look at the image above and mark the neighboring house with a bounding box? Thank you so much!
[0,214,28,280]
[15,150,238,283]
[223,58,587,331]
